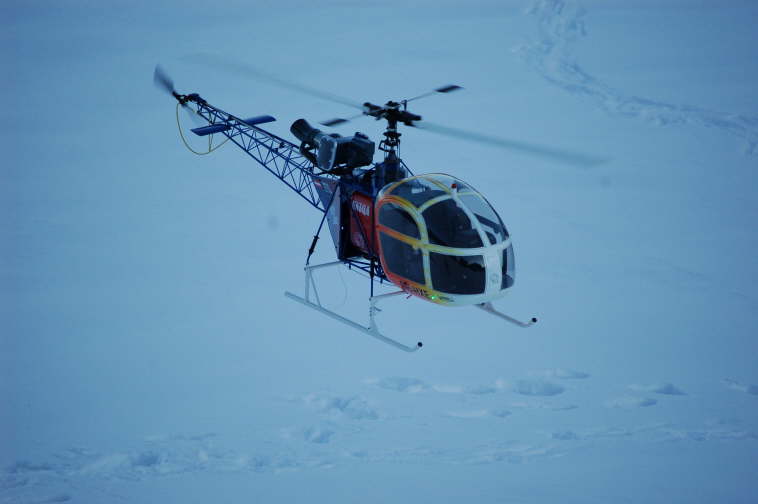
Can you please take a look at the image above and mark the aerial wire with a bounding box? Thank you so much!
[175,102,230,155]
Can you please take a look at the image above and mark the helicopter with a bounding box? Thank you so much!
[154,61,599,352]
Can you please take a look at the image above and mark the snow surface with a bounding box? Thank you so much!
[2,0,758,502]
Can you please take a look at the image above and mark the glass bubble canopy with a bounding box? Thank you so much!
[375,174,515,305]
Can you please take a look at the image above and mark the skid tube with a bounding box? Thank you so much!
[476,302,537,327]
[284,261,423,352]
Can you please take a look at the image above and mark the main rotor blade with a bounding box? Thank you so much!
[414,121,607,167]
[153,65,175,95]
[321,112,367,127]
[405,84,463,103]
[183,53,364,111]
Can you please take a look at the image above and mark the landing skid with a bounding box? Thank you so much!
[476,302,537,327]
[284,261,423,352]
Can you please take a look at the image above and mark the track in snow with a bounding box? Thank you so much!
[515,0,758,154]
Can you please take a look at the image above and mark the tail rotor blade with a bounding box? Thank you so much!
[153,65,176,96]
[182,105,204,125]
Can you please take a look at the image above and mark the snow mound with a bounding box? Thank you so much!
[34,496,71,503]
[4,461,54,474]
[541,368,590,379]
[373,377,428,393]
[512,379,565,396]
[303,427,335,444]
[303,393,379,420]
[445,409,511,420]
[464,384,499,395]
[552,404,579,411]
[445,409,490,419]
[666,428,757,442]
[606,396,658,409]
[431,384,466,394]
[369,377,507,396]
[723,378,758,396]
[130,451,162,468]
[629,383,686,396]
[552,430,579,440]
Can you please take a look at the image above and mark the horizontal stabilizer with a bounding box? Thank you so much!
[191,124,231,136]
[242,115,276,126]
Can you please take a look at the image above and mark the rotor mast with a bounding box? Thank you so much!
[378,101,402,159]
[362,100,421,161]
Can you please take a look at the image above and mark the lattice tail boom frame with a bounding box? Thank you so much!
[190,97,334,212]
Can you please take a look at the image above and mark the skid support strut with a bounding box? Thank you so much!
[284,261,423,352]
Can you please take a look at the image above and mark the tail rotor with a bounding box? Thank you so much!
[153,64,203,125]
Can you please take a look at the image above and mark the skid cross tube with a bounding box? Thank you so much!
[284,261,422,352]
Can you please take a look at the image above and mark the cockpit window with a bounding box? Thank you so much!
[378,203,419,238]
[502,244,515,289]
[390,177,447,207]
[423,199,483,248]
[430,252,485,295]
[459,194,508,245]
[380,233,425,285]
